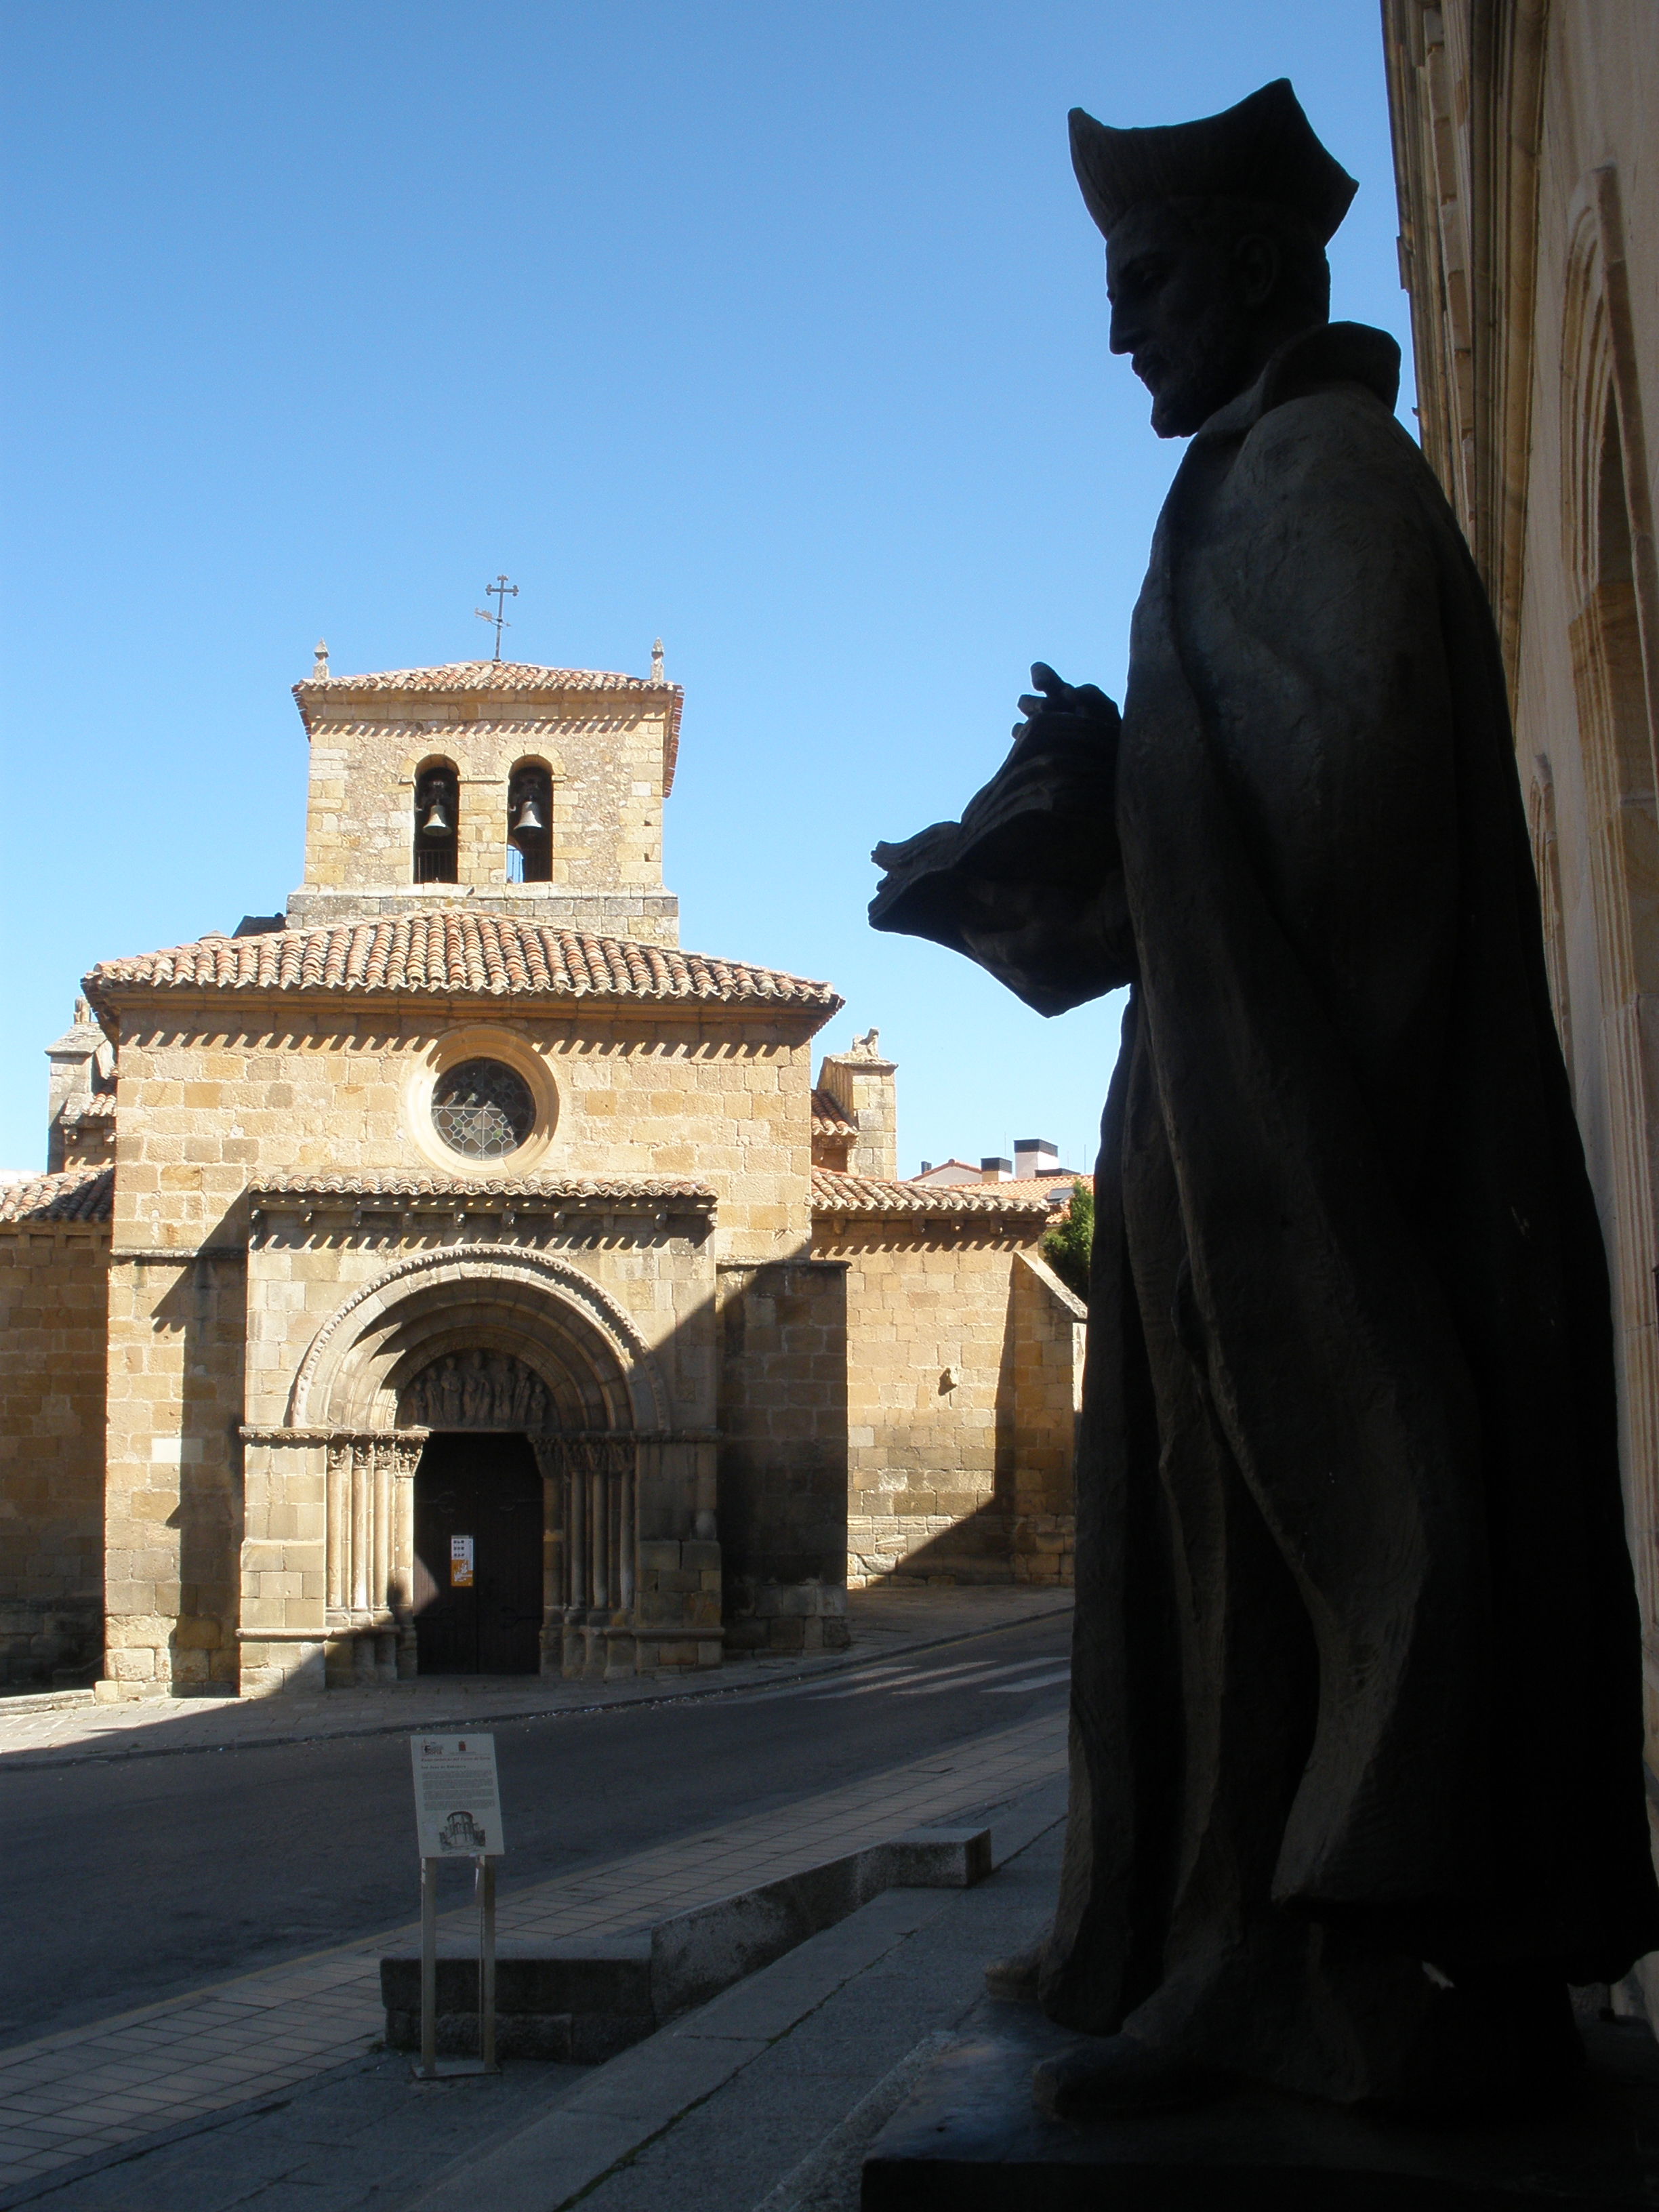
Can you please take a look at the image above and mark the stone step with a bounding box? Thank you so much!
[382,1823,991,2060]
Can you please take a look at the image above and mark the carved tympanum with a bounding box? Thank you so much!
[398,1348,553,1431]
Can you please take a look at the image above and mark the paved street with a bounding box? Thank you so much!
[0,1610,1071,2052]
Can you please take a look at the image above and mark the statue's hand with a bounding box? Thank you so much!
[941,662,1117,878]
[1011,663,1120,763]
[869,659,1131,1007]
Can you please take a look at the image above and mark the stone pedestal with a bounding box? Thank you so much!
[861,2000,1659,2210]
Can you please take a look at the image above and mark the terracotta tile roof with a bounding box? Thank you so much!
[811,1170,1055,1221]
[997,1176,1077,1206]
[293,661,686,794]
[85,915,841,1017]
[0,1167,113,1225]
[60,1093,116,1122]
[810,1088,858,1138]
[248,1172,714,1207]
[297,660,672,698]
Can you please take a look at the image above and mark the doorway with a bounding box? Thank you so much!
[412,1431,544,1674]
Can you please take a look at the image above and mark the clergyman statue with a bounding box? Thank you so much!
[871,80,1659,2112]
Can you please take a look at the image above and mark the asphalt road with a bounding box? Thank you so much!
[0,1613,1071,2049]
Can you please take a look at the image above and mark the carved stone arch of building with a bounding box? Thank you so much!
[1525,752,1574,1084]
[287,1244,671,1435]
[266,1245,688,1689]
[1559,166,1659,1645]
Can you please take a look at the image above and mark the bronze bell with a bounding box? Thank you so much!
[421,799,451,836]
[514,796,545,834]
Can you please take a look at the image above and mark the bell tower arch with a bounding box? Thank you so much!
[287,655,683,942]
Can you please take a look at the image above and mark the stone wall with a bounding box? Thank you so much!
[812,1223,1081,1588]
[1006,1251,1084,1585]
[816,1048,898,1181]
[0,1221,109,1685]
[100,1002,819,1263]
[102,1250,245,1697]
[717,1260,850,1654]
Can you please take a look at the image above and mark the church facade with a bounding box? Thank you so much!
[1385,1,1659,1765]
[0,652,1081,1698]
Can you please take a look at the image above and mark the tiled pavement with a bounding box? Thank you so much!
[0,1664,1068,2200]
[0,1587,1071,1771]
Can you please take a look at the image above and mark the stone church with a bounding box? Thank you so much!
[0,649,1082,1698]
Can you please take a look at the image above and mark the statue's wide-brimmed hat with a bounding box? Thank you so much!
[1069,78,1357,244]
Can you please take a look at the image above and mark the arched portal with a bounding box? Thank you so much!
[281,1247,686,1684]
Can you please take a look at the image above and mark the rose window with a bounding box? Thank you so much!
[430,1059,535,1161]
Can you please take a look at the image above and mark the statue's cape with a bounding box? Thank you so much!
[876,321,1659,2009]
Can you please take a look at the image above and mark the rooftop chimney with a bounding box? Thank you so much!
[1014,1138,1059,1179]
[981,1155,1013,1182]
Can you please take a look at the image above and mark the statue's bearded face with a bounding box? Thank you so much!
[1105,203,1279,438]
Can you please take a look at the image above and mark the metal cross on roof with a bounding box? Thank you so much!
[474,574,518,662]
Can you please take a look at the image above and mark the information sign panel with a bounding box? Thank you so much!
[411,1734,504,1856]
[449,1534,474,1588]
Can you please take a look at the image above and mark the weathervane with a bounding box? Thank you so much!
[474,574,518,662]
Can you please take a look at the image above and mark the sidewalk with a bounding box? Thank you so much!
[7,1774,1068,2212]
[0,1587,1071,1771]
[0,1652,1068,2205]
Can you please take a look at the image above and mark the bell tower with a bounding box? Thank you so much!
[286,646,682,945]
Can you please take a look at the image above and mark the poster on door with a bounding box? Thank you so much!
[449,1534,474,1588]
[411,1734,504,1856]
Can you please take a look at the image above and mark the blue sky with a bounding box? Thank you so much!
[0,0,1412,1175]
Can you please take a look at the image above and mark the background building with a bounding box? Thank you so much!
[1385,2,1659,1766]
[0,653,1081,1696]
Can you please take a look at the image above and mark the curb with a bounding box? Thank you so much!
[0,1598,1073,1773]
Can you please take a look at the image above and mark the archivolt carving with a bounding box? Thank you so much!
[287,1244,669,1431]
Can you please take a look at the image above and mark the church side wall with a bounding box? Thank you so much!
[1517,3,1659,1758]
[813,1222,1076,1589]
[1007,1252,1084,1587]
[716,1259,850,1653]
[102,1252,245,1697]
[0,1223,108,1685]
[1389,0,1659,1757]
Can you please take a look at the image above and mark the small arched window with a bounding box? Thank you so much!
[413,761,459,884]
[507,760,552,884]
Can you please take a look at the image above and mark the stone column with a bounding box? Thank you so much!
[239,1427,422,1692]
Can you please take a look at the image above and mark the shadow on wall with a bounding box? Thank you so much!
[718,1258,853,1656]
[844,1249,1082,1595]
[150,1254,245,1697]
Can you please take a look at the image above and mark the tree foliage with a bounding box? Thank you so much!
[1042,1179,1093,1304]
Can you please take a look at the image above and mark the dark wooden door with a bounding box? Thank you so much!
[413,1432,544,1675]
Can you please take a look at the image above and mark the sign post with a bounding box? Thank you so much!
[409,1734,505,2078]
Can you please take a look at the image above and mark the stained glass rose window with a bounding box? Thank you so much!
[430,1059,535,1160]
